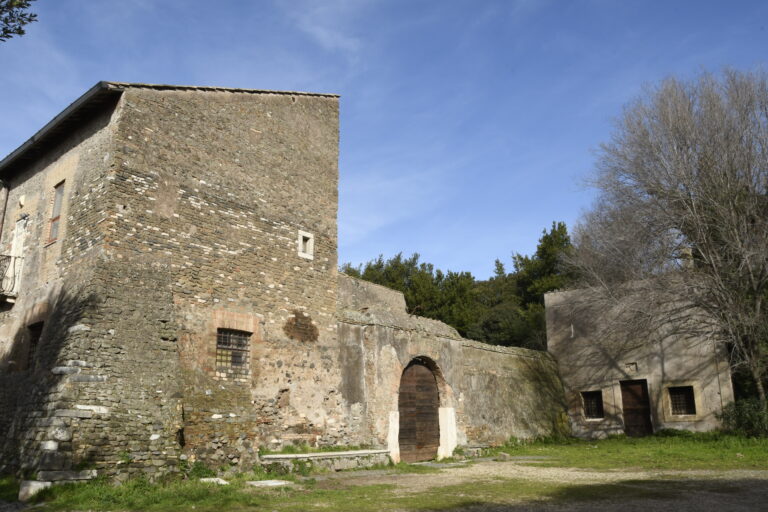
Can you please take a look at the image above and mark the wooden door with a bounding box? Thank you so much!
[620,379,653,437]
[398,362,440,462]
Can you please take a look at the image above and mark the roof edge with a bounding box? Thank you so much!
[102,81,339,98]
[0,81,117,178]
[0,81,339,179]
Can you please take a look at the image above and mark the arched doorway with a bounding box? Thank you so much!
[398,359,440,462]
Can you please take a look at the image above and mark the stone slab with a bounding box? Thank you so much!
[199,477,229,485]
[18,480,52,501]
[260,449,389,460]
[37,470,97,481]
[246,480,293,487]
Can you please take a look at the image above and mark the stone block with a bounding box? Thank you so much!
[37,470,97,481]
[199,477,229,485]
[49,426,72,441]
[246,480,292,487]
[54,409,93,419]
[18,480,52,501]
[75,404,110,414]
[69,375,108,383]
[40,440,59,451]
[51,366,80,375]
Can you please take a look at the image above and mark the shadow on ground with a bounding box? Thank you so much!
[423,477,768,512]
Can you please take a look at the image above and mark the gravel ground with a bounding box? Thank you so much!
[317,460,768,511]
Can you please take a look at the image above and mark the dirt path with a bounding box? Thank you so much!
[315,460,768,511]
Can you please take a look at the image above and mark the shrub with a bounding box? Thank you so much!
[719,399,768,437]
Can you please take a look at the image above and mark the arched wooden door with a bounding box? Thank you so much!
[398,361,440,462]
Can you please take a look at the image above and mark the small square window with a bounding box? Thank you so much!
[297,230,314,260]
[215,328,251,381]
[581,390,604,419]
[668,386,696,415]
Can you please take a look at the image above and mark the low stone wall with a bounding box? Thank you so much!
[260,449,391,473]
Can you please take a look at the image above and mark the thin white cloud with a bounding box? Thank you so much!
[276,0,376,64]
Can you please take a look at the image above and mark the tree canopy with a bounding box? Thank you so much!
[569,69,768,403]
[1,0,36,43]
[342,221,574,350]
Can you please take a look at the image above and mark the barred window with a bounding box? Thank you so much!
[215,329,251,381]
[669,386,696,415]
[581,390,604,419]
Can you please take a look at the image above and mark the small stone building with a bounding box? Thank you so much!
[0,82,566,483]
[545,289,734,438]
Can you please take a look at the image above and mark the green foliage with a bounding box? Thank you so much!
[342,222,574,349]
[719,398,768,437]
[0,0,37,42]
[0,474,19,502]
[185,461,216,479]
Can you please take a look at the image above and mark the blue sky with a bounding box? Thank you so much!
[1,0,767,278]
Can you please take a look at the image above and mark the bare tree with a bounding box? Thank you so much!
[569,70,768,404]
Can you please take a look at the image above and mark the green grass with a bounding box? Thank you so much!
[0,474,20,502]
[489,431,768,470]
[26,473,755,511]
[9,433,768,510]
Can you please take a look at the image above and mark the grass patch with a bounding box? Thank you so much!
[21,476,637,511]
[0,474,20,502]
[488,431,768,470]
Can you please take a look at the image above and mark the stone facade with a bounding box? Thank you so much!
[545,289,734,439]
[0,82,566,484]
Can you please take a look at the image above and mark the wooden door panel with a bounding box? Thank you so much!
[620,380,653,437]
[399,363,440,462]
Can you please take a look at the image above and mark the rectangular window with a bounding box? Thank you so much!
[48,181,65,242]
[215,328,251,380]
[668,386,696,415]
[297,230,314,260]
[27,322,43,371]
[581,390,604,419]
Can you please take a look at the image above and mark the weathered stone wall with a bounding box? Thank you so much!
[0,101,121,476]
[102,87,347,467]
[337,275,567,461]
[545,289,734,438]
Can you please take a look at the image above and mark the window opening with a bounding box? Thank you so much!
[581,390,604,419]
[297,230,314,259]
[27,322,43,371]
[668,386,696,415]
[49,181,65,242]
[215,328,251,380]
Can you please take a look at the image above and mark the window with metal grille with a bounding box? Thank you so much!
[581,390,604,419]
[48,181,65,243]
[668,386,696,415]
[27,322,43,371]
[215,328,250,380]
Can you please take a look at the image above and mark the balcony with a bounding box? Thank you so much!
[0,254,22,302]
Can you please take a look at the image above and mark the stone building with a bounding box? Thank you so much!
[544,289,734,438]
[0,82,566,484]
